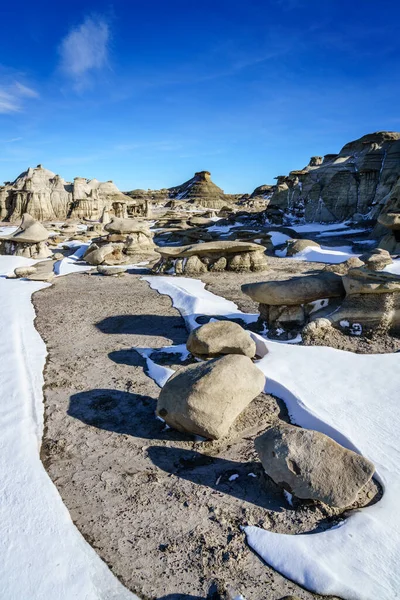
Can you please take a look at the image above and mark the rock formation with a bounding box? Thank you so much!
[0,213,52,258]
[186,321,256,359]
[156,354,265,439]
[168,171,229,209]
[263,131,400,225]
[0,165,146,222]
[255,423,375,508]
[153,241,268,274]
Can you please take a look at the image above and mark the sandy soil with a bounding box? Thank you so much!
[33,259,383,600]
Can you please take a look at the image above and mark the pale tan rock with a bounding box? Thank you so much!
[286,239,320,256]
[343,267,400,295]
[255,423,375,507]
[0,213,49,244]
[241,273,344,306]
[97,265,127,276]
[104,217,150,235]
[156,240,264,259]
[157,355,265,439]
[185,255,207,274]
[186,321,256,359]
[14,266,37,278]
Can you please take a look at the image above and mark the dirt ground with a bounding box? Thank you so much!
[32,257,385,600]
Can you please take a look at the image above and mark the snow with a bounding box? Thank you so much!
[283,490,294,507]
[142,275,400,600]
[54,243,93,276]
[278,244,358,264]
[134,347,176,388]
[142,276,258,330]
[384,258,400,276]
[268,231,291,246]
[0,256,136,600]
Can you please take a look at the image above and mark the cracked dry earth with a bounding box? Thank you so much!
[33,261,379,600]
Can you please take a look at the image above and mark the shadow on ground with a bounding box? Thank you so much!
[96,314,187,344]
[68,388,191,442]
[148,445,284,511]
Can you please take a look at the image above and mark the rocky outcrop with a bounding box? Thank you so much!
[153,241,268,274]
[156,355,265,439]
[0,165,146,222]
[255,423,375,507]
[168,171,229,209]
[263,131,400,225]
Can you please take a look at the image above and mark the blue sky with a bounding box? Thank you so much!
[1,0,399,192]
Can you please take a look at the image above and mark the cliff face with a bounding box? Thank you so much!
[0,165,144,222]
[264,132,400,224]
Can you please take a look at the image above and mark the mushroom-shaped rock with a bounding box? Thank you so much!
[286,239,320,257]
[186,321,256,359]
[154,240,268,274]
[104,217,150,235]
[255,423,375,508]
[241,273,345,306]
[156,355,265,439]
[156,240,265,258]
[0,213,49,244]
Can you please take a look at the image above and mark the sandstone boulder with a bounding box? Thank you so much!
[14,266,37,278]
[343,267,400,295]
[104,217,149,235]
[286,239,320,256]
[97,265,127,276]
[255,423,375,507]
[359,248,392,271]
[157,355,265,439]
[241,272,344,306]
[83,243,127,266]
[186,321,256,359]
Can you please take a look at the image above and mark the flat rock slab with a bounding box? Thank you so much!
[242,272,345,306]
[157,240,264,258]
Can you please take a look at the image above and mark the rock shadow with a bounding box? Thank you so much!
[68,389,190,442]
[148,445,284,511]
[96,314,187,344]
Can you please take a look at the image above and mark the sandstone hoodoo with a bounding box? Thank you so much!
[153,240,268,274]
[0,165,147,222]
[0,213,52,259]
[255,423,375,508]
[156,354,265,439]
[242,272,345,329]
[168,170,229,209]
[263,131,400,225]
[377,179,400,254]
[186,321,257,359]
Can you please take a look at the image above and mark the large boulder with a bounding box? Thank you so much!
[255,423,375,507]
[83,243,126,266]
[241,272,345,306]
[186,321,256,359]
[156,355,265,439]
[104,217,150,235]
[286,239,320,256]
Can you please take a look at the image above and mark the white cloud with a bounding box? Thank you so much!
[0,82,39,114]
[59,16,110,85]
[14,82,39,98]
